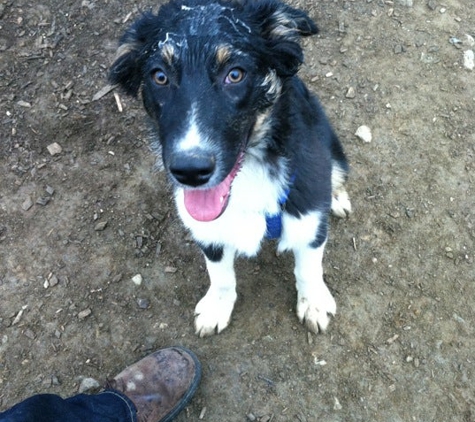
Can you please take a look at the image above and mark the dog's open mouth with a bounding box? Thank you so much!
[183,152,245,222]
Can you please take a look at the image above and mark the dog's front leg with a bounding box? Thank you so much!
[194,244,237,337]
[293,239,337,334]
[281,212,337,334]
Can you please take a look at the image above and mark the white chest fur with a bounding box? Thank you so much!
[175,152,288,256]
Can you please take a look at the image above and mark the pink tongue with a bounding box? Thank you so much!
[184,172,234,222]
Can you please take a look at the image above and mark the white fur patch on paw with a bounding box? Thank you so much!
[194,290,236,337]
[296,289,337,334]
[331,188,352,218]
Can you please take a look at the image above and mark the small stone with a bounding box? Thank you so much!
[465,35,475,47]
[394,44,404,54]
[23,329,35,339]
[94,221,108,231]
[17,100,32,108]
[137,298,150,309]
[463,50,474,70]
[165,266,177,273]
[345,86,356,98]
[42,376,53,387]
[78,377,100,393]
[155,243,162,257]
[396,0,413,6]
[21,196,33,211]
[78,308,92,319]
[47,142,62,156]
[334,397,343,410]
[313,357,327,366]
[131,274,143,285]
[112,274,123,283]
[36,197,51,206]
[45,185,55,195]
[48,275,59,287]
[427,0,437,10]
[355,125,372,143]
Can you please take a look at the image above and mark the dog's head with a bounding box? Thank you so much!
[109,0,317,221]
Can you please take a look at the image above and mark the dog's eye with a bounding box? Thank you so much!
[152,69,168,86]
[225,68,245,84]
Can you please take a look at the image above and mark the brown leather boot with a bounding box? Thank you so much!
[108,347,201,422]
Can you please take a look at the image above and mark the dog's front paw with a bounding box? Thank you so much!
[194,290,236,337]
[296,290,337,334]
[331,188,352,218]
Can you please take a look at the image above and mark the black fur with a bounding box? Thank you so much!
[110,0,319,94]
[199,243,224,262]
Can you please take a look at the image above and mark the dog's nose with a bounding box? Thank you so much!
[169,153,216,187]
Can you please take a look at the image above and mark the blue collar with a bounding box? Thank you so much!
[265,176,294,239]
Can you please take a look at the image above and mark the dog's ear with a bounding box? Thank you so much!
[109,13,160,97]
[250,0,318,77]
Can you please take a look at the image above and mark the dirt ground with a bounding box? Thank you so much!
[1,0,474,420]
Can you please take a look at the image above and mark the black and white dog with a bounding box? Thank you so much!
[109,0,351,336]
